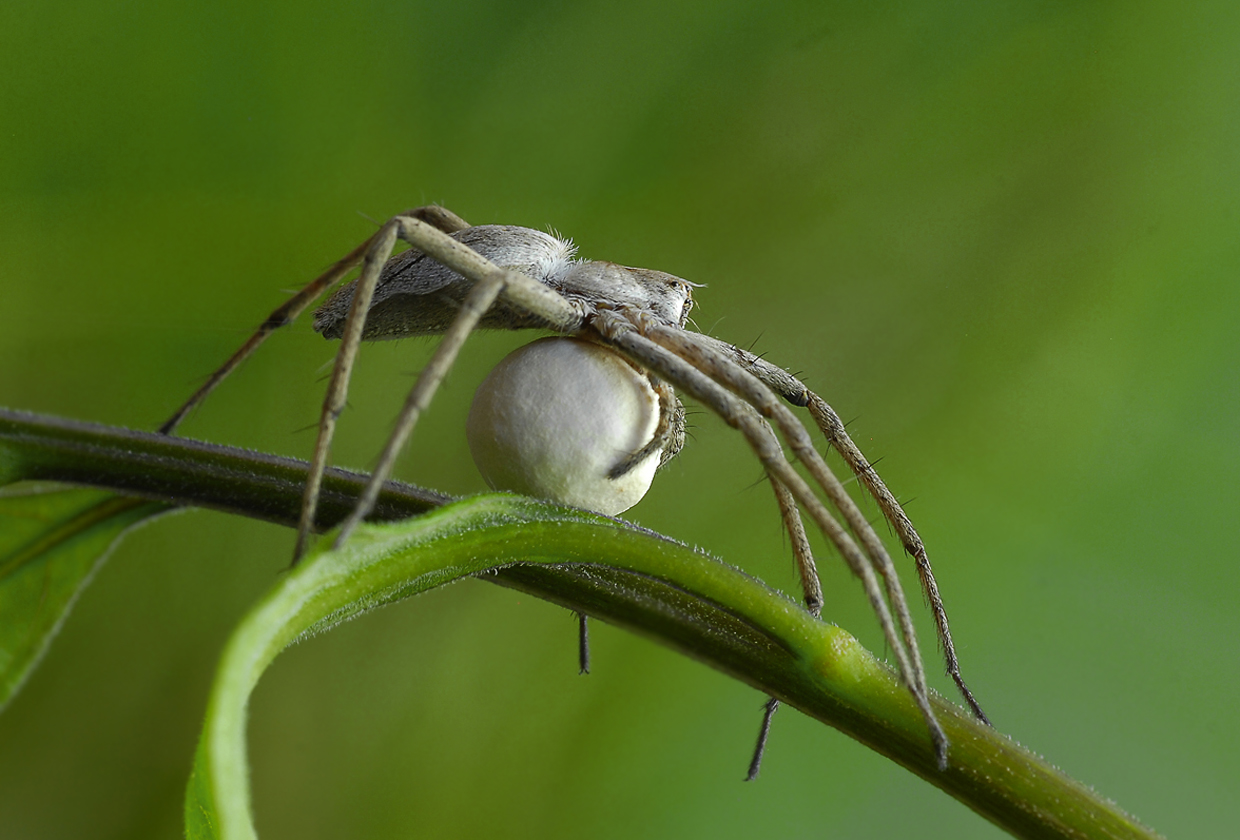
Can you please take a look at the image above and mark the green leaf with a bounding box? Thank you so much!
[185,496,836,839]
[0,487,171,709]
[186,494,1159,840]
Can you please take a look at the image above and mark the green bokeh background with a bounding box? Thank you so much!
[2,1,1236,837]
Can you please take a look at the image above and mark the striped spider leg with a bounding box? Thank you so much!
[160,206,986,774]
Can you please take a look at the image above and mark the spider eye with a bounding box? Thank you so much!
[466,337,662,515]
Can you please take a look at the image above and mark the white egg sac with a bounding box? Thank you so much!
[466,337,662,515]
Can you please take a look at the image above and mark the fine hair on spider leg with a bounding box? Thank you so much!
[590,309,946,768]
[159,205,985,776]
[687,335,988,725]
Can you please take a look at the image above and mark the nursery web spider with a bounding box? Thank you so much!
[159,206,987,775]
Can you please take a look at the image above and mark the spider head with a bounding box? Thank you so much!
[558,262,695,327]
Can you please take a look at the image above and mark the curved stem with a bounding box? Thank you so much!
[0,407,1162,840]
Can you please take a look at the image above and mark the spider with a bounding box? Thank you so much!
[158,205,988,775]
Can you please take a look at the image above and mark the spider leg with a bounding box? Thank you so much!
[304,215,587,557]
[608,379,684,479]
[643,325,933,704]
[302,215,595,677]
[805,394,987,724]
[746,696,781,782]
[578,611,590,675]
[293,219,403,561]
[325,251,505,550]
[159,234,373,436]
[158,206,470,437]
[590,374,687,681]
[748,448,822,781]
[694,335,988,725]
[590,309,948,769]
[771,473,823,616]
[644,323,946,766]
[657,384,688,468]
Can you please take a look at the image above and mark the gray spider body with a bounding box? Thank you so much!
[313,225,694,340]
[162,206,987,774]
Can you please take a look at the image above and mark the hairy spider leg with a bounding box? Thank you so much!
[590,308,948,769]
[692,336,988,725]
[158,207,470,437]
[159,206,976,774]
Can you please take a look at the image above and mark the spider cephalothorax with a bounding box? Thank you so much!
[160,205,987,775]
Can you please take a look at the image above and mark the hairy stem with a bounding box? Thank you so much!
[0,407,1161,840]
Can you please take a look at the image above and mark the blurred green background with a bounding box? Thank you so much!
[1,1,1236,837]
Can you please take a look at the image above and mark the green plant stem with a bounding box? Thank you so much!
[0,408,1162,840]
